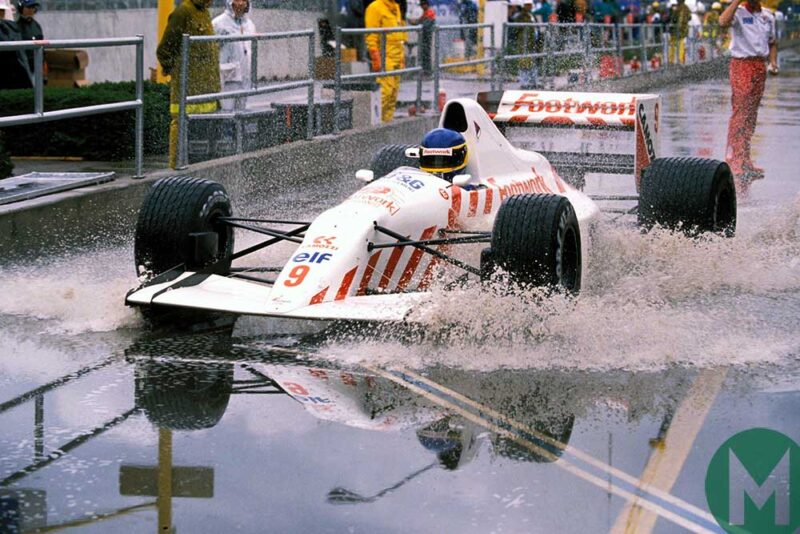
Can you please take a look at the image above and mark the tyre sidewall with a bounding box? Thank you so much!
[639,157,736,236]
[370,144,419,179]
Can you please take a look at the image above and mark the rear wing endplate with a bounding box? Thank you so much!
[477,90,662,186]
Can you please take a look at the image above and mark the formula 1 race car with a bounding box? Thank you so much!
[126,91,736,324]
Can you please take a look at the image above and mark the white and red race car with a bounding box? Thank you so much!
[126,91,736,324]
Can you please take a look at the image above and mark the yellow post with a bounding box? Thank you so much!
[156,0,173,83]
[157,428,173,534]
[476,0,486,76]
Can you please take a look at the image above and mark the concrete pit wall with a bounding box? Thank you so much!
[36,8,323,83]
[0,115,438,259]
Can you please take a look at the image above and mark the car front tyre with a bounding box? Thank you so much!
[134,176,235,279]
[486,194,582,294]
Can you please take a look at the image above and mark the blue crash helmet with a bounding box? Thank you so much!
[419,128,469,180]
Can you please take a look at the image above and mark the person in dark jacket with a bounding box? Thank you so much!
[0,0,33,89]
[410,0,436,75]
[16,0,43,74]
[557,0,578,22]
[458,0,479,58]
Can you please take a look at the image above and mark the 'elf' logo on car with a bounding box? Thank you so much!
[293,252,332,264]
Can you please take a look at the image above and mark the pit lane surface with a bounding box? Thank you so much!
[1,56,799,533]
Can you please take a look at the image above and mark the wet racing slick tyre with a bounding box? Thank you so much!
[135,176,235,279]
[638,157,736,237]
[135,360,234,430]
[370,144,420,179]
[486,194,582,294]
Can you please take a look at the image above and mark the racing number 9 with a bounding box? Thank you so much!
[284,265,310,287]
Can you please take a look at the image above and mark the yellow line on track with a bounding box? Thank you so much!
[398,366,718,525]
[365,365,717,534]
[611,367,728,534]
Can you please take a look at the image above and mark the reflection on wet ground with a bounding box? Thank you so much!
[2,52,800,533]
[4,327,798,533]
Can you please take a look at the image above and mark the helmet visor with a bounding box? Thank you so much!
[419,143,468,173]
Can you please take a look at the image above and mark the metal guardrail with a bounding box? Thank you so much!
[498,21,731,89]
[0,36,144,178]
[433,23,497,111]
[501,22,611,89]
[176,29,315,169]
[2,21,793,175]
[333,25,424,134]
[34,0,326,10]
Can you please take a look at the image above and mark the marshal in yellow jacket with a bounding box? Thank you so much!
[365,0,407,122]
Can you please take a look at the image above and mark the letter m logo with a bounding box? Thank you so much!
[728,449,790,526]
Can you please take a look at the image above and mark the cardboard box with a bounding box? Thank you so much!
[322,85,380,129]
[45,49,89,87]
[341,61,369,76]
[314,56,335,80]
[340,47,357,62]
[316,57,370,79]
[45,49,89,70]
[48,68,86,81]
[48,77,90,88]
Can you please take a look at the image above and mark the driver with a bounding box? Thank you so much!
[419,128,469,182]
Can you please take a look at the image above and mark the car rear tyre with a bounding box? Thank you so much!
[486,194,582,294]
[638,157,736,237]
[370,144,419,179]
[135,176,235,278]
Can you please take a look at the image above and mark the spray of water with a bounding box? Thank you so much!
[1,197,798,372]
[323,197,800,371]
[0,247,142,334]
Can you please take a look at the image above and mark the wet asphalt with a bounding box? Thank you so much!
[1,51,799,533]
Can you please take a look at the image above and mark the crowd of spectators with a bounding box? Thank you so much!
[2,0,795,169]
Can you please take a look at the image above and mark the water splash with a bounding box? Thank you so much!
[322,197,800,372]
[0,247,141,334]
[2,197,798,371]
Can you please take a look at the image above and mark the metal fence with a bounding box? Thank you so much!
[433,23,497,109]
[176,30,315,169]
[498,21,729,90]
[3,21,793,173]
[30,0,325,11]
[0,36,144,178]
[333,25,424,135]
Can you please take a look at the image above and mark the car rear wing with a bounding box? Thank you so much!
[476,90,662,187]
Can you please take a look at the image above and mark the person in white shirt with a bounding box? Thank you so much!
[719,0,778,190]
[213,0,257,111]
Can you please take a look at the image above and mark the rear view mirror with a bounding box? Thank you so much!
[355,169,374,182]
[405,147,420,159]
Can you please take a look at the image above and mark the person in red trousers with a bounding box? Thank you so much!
[719,0,778,193]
